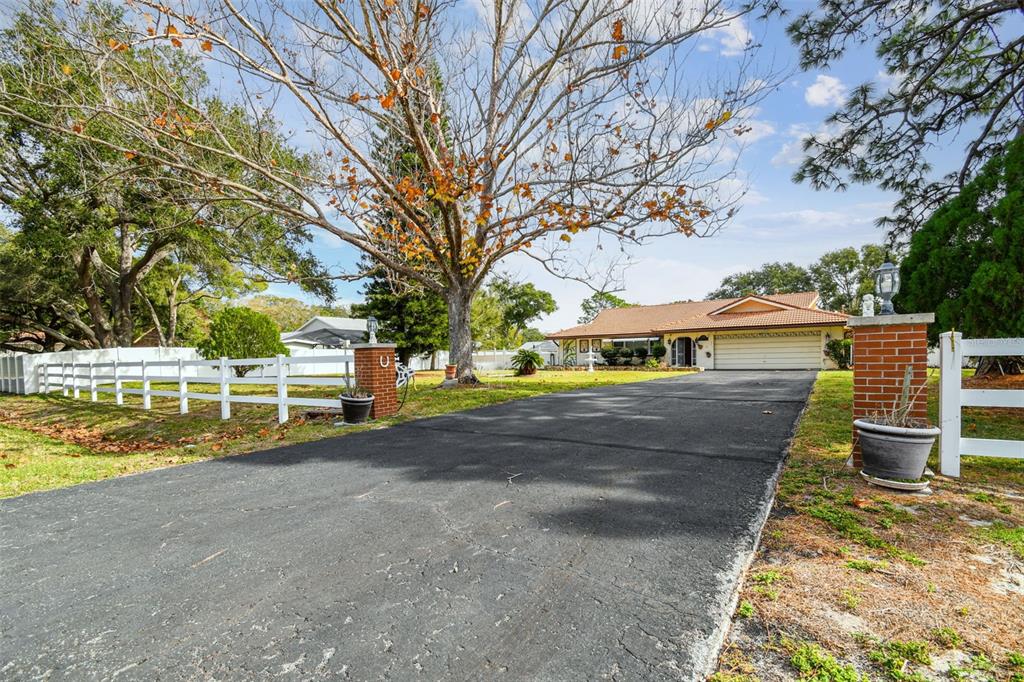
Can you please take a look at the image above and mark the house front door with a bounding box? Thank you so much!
[672,338,695,367]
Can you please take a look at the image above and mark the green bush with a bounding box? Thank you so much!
[511,348,544,375]
[825,338,852,370]
[651,343,667,360]
[617,347,635,364]
[600,345,620,366]
[198,307,288,377]
[644,357,660,368]
[633,347,649,360]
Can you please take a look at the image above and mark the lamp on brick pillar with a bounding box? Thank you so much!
[873,260,900,315]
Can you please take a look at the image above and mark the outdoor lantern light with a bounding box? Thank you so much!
[873,261,900,315]
[367,315,378,344]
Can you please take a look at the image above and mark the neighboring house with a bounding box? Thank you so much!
[281,316,368,350]
[518,340,559,366]
[547,292,848,370]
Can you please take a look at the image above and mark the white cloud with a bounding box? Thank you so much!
[804,75,847,107]
[716,17,752,56]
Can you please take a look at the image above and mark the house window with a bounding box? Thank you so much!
[579,339,590,353]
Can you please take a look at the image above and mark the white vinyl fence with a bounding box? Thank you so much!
[1,347,362,424]
[938,332,1024,477]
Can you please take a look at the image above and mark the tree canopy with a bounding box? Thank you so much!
[707,262,813,300]
[578,292,632,325]
[810,245,885,313]
[198,307,288,377]
[896,136,1024,359]
[787,0,1024,239]
[0,2,329,351]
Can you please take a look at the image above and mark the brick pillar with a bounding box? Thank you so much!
[848,313,934,466]
[353,343,398,419]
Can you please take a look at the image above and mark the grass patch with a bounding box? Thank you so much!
[977,522,1024,559]
[0,369,689,498]
[787,641,867,682]
[845,558,888,573]
[864,638,930,682]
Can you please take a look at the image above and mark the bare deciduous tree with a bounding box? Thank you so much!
[0,0,777,380]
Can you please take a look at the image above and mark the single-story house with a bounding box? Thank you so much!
[547,292,848,370]
[281,316,368,350]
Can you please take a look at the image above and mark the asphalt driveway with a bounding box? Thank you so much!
[0,370,816,680]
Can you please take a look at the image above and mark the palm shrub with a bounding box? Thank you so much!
[198,307,289,377]
[511,348,544,375]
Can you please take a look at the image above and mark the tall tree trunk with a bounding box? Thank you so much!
[446,286,477,383]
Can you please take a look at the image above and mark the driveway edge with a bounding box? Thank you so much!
[693,377,815,680]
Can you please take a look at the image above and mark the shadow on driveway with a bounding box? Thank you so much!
[1,370,816,680]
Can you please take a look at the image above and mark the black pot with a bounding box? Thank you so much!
[854,419,940,481]
[340,394,374,424]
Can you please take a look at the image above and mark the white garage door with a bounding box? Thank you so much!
[715,333,822,370]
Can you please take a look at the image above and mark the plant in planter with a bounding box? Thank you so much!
[511,348,544,376]
[618,347,635,365]
[600,346,620,366]
[445,363,458,380]
[633,347,649,363]
[854,366,940,490]
[340,382,375,424]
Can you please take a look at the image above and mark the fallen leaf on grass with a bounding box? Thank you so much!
[852,497,873,509]
[257,427,270,437]
[210,442,223,452]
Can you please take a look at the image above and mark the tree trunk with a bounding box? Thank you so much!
[446,287,477,383]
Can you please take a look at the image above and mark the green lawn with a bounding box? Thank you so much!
[0,368,691,498]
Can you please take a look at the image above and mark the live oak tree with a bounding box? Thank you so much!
[0,2,330,350]
[810,244,885,313]
[787,0,1024,239]
[706,262,813,299]
[896,136,1024,374]
[578,291,632,324]
[1,0,777,380]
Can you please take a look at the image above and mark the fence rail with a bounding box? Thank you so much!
[938,332,1024,476]
[33,354,356,424]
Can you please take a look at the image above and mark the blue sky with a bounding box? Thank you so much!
[257,3,924,331]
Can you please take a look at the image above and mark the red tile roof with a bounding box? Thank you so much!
[547,292,847,339]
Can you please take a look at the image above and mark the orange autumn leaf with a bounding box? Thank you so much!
[269,158,278,167]
[390,68,401,81]
[107,38,128,52]
[61,64,73,76]
[123,151,136,160]
[147,27,156,36]
[153,115,166,127]
[611,19,624,41]
[171,37,183,48]
[430,112,440,124]
[166,25,180,36]
[200,40,213,51]
[349,92,362,104]
[612,45,627,60]
[71,122,84,133]
[380,92,396,109]
[415,66,425,79]
[210,442,223,451]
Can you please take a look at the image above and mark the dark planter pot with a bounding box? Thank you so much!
[340,394,374,424]
[518,366,537,376]
[855,419,940,481]
[445,364,457,380]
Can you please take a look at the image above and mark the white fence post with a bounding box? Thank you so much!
[276,354,289,424]
[72,362,80,399]
[38,363,46,394]
[938,331,963,477]
[113,360,123,405]
[141,359,151,410]
[61,362,68,396]
[219,357,231,420]
[178,358,189,415]
[89,362,97,402]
